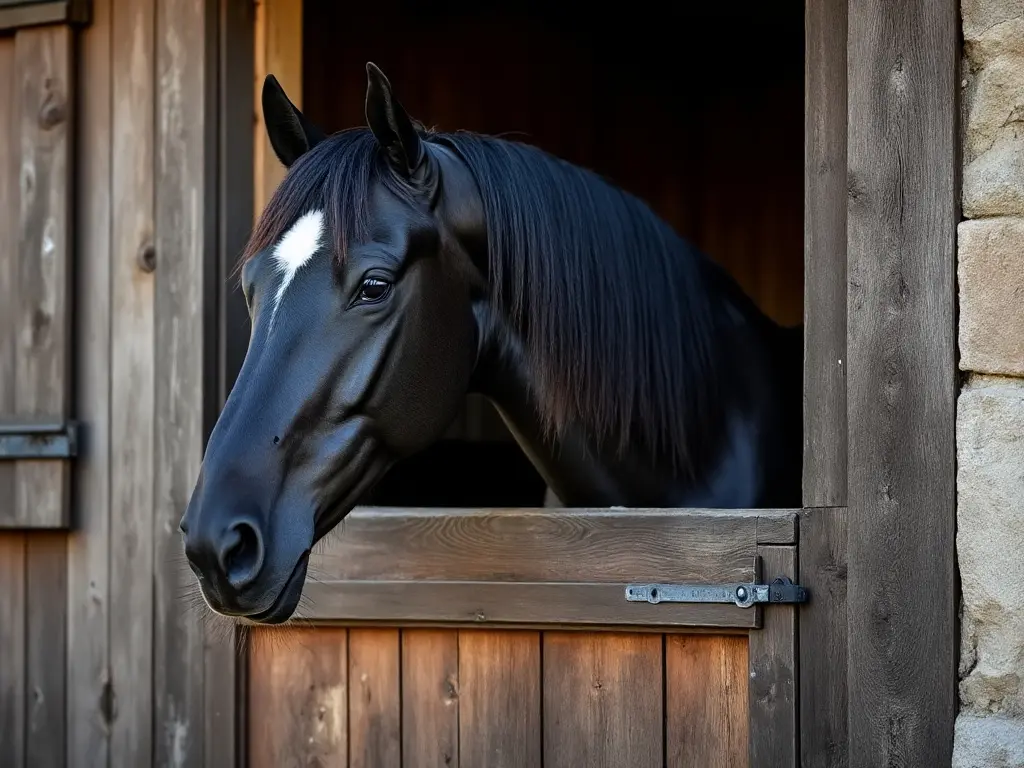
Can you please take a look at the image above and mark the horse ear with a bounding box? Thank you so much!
[365,62,425,178]
[262,74,326,168]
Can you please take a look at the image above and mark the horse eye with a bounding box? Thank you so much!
[359,277,391,303]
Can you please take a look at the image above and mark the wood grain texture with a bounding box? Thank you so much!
[25,532,66,768]
[846,1,958,764]
[153,0,212,763]
[541,632,662,768]
[349,628,401,768]
[66,0,114,763]
[458,631,541,768]
[0,38,24,768]
[302,581,760,630]
[0,34,15,530]
[12,23,73,528]
[0,0,91,32]
[0,534,26,768]
[314,507,796,584]
[253,0,301,217]
[108,0,156,763]
[798,508,848,767]
[248,627,349,768]
[401,630,459,768]
[665,635,749,768]
[802,0,848,508]
[748,546,797,768]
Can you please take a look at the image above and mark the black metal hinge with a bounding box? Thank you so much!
[0,422,78,460]
[624,576,809,609]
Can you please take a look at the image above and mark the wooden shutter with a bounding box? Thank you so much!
[0,14,84,528]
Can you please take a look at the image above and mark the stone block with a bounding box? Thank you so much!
[962,1,1024,64]
[958,218,1024,375]
[960,2,1024,216]
[953,713,1024,768]
[963,55,1024,163]
[964,142,1024,217]
[957,377,1024,718]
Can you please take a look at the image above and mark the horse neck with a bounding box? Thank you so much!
[467,259,796,509]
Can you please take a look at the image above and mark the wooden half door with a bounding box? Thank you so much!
[244,507,800,767]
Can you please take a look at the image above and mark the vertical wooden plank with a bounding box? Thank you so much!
[68,0,115,763]
[0,32,25,768]
[748,545,797,768]
[13,19,74,763]
[252,0,301,217]
[798,508,848,767]
[13,22,73,529]
[0,535,26,768]
[154,0,215,763]
[665,634,749,768]
[248,627,349,768]
[802,0,847,507]
[401,629,459,768]
[459,630,540,768]
[542,632,662,768]
[0,31,17,530]
[348,628,401,768]
[108,0,156,762]
[846,1,958,765]
[25,532,67,768]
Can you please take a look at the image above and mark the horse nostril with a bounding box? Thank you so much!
[217,520,265,592]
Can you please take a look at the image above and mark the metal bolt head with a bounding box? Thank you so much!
[736,586,748,601]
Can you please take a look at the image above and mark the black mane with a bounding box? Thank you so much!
[244,128,733,478]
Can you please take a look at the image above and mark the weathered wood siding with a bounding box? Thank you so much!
[0,19,74,768]
[0,0,229,765]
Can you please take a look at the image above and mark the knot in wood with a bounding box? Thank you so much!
[137,242,157,273]
[38,79,67,130]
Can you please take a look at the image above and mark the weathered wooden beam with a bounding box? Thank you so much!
[798,506,848,768]
[312,507,799,583]
[846,0,959,763]
[803,0,848,508]
[297,507,800,628]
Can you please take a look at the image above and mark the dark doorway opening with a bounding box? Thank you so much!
[302,0,805,507]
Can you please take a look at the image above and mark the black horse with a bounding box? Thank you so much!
[179,64,803,624]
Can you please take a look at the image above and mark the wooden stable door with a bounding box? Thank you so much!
[244,508,799,767]
[250,628,761,767]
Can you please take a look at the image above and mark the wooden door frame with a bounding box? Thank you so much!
[209,1,962,765]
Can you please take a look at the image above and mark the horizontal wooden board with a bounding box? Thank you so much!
[312,507,797,584]
[0,1,90,32]
[301,508,793,628]
[300,581,762,629]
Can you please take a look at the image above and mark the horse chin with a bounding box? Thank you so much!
[235,550,310,626]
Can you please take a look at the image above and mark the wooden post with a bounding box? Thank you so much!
[846,1,959,764]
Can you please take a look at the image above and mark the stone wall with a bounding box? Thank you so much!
[954,2,1024,766]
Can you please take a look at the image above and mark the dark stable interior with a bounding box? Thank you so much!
[302,1,805,507]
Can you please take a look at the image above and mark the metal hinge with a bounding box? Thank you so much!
[625,576,809,609]
[0,422,79,460]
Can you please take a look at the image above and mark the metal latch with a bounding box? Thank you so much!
[625,576,809,609]
[0,422,79,460]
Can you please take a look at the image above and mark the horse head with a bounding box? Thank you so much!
[179,64,484,623]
